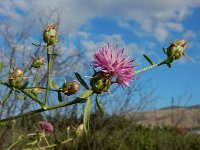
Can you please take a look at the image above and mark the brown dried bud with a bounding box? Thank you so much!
[61,80,79,96]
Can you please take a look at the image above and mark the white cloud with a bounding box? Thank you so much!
[1,0,200,41]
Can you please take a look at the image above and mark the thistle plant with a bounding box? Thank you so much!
[0,22,191,146]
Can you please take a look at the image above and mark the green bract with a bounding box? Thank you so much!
[90,71,112,94]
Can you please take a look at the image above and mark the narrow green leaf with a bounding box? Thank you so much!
[0,90,12,105]
[32,42,41,47]
[95,95,104,114]
[79,90,93,99]
[16,94,25,100]
[31,91,38,97]
[26,139,38,146]
[143,54,154,65]
[163,47,167,55]
[49,78,59,89]
[83,97,91,132]
[48,53,59,56]
[57,91,62,103]
[74,72,89,89]
[0,62,3,73]
[21,81,29,89]
[32,73,38,87]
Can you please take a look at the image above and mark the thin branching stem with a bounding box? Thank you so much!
[0,98,82,123]
[134,62,165,74]
[44,45,52,106]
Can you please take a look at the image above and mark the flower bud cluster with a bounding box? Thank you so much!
[9,68,24,88]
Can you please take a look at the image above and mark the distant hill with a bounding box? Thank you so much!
[126,105,200,128]
[160,105,200,110]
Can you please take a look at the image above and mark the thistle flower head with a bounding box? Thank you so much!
[39,121,54,134]
[91,43,135,87]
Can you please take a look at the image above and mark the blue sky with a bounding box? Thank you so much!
[0,0,200,109]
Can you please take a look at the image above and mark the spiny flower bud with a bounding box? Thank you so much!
[43,24,57,46]
[9,68,24,88]
[90,71,112,94]
[32,56,45,68]
[12,68,24,78]
[61,80,79,96]
[166,39,188,60]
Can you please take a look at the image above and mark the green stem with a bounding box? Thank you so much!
[0,80,44,108]
[134,62,165,74]
[43,136,50,146]
[37,138,73,149]
[0,73,10,78]
[0,98,82,123]
[23,65,32,70]
[0,89,12,105]
[7,135,23,150]
[45,45,52,106]
[12,120,15,144]
[24,86,60,92]
[20,89,44,109]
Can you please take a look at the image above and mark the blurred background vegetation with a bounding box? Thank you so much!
[0,9,200,150]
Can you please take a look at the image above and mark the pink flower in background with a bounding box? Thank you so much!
[91,43,135,87]
[39,121,54,134]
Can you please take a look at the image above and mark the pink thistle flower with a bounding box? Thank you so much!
[91,43,135,87]
[39,121,54,134]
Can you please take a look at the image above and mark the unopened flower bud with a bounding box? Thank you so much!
[43,24,57,46]
[166,39,188,60]
[76,124,84,136]
[90,71,112,94]
[39,121,54,134]
[61,80,79,96]
[32,56,45,68]
[9,68,24,88]
[12,68,24,78]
